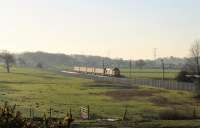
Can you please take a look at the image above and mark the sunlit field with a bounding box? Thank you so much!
[0,67,197,122]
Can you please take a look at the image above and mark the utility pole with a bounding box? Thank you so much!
[161,59,165,80]
[102,59,105,75]
[102,59,105,68]
[129,60,132,78]
[86,62,88,73]
[154,48,158,68]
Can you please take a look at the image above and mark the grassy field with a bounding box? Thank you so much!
[0,66,199,127]
[121,68,180,80]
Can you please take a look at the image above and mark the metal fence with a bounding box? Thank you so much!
[60,71,197,92]
[131,78,196,91]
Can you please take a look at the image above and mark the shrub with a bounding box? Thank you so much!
[0,102,74,128]
[176,71,193,82]
[159,107,198,120]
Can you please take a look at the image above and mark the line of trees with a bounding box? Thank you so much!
[0,40,199,78]
[0,50,45,73]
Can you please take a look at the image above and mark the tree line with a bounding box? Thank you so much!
[0,51,186,72]
[0,41,198,78]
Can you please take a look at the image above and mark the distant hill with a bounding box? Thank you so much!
[10,51,187,70]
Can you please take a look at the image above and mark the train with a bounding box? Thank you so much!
[73,66,121,77]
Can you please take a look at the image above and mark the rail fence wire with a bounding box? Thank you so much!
[0,102,127,119]
[60,71,197,91]
[1,102,200,121]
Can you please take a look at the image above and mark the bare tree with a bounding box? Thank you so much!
[176,40,200,83]
[0,50,15,73]
[190,40,200,75]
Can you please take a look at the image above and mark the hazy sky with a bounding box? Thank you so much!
[0,0,200,59]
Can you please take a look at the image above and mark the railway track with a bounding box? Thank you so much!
[59,70,196,92]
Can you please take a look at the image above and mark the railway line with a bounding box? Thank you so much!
[60,70,196,92]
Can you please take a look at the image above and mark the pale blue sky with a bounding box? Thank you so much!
[0,0,200,59]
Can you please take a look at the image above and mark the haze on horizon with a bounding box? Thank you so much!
[0,0,200,60]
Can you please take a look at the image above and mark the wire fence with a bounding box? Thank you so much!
[5,103,127,120]
[1,102,200,122]
[60,71,197,92]
[131,78,196,91]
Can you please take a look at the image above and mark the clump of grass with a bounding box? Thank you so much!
[149,96,169,106]
[159,106,199,120]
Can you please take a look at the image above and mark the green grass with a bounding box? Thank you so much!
[72,120,200,128]
[138,120,200,128]
[0,66,198,124]
[121,68,180,80]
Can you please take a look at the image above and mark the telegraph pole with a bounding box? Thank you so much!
[102,59,105,75]
[154,48,157,68]
[129,60,132,78]
[102,59,105,69]
[161,59,165,80]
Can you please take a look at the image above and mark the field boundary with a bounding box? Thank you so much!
[60,71,197,91]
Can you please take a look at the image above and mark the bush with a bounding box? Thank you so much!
[176,71,193,82]
[0,102,74,128]
[159,107,198,120]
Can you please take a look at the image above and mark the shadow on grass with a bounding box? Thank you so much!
[83,80,138,90]
[0,80,58,85]
[11,72,61,79]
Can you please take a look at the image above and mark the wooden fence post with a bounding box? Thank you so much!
[29,107,32,118]
[32,109,34,118]
[193,105,197,119]
[123,106,128,121]
[87,105,90,120]
[49,107,52,118]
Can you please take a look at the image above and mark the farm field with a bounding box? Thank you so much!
[121,68,180,80]
[0,66,199,127]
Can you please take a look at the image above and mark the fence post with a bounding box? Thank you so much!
[164,81,167,89]
[167,81,169,89]
[29,107,32,118]
[135,78,137,85]
[122,106,128,121]
[32,108,34,118]
[156,80,158,88]
[193,104,197,119]
[159,80,161,88]
[43,113,48,128]
[88,105,90,120]
[190,84,192,91]
[153,80,155,87]
[49,107,52,118]
[184,83,187,91]
[175,82,177,90]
